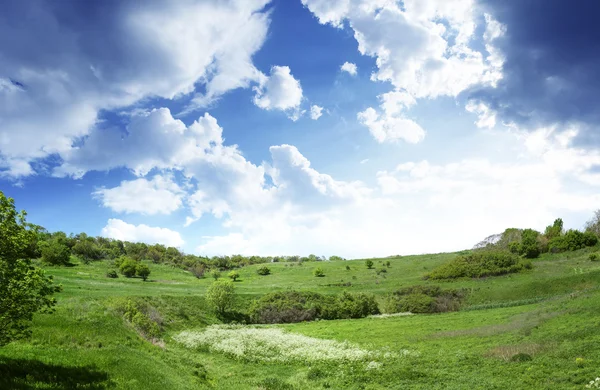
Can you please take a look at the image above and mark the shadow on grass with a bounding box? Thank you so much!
[217,310,251,324]
[0,357,114,389]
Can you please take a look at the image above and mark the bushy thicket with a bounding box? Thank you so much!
[381,285,467,314]
[249,290,379,324]
[426,250,532,280]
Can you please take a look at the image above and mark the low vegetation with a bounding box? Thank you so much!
[426,250,532,279]
[382,285,467,314]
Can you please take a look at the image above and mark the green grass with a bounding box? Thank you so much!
[2,247,600,389]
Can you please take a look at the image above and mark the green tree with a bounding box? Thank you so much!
[72,239,104,263]
[119,257,138,278]
[136,263,151,281]
[0,191,61,346]
[257,266,271,275]
[313,267,325,277]
[544,218,564,240]
[521,229,541,259]
[38,238,71,265]
[206,280,235,315]
[210,269,221,280]
[228,270,240,281]
[365,259,374,269]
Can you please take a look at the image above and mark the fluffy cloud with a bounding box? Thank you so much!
[303,0,504,142]
[0,0,271,177]
[340,62,357,76]
[101,219,184,248]
[93,175,184,215]
[310,105,324,120]
[253,66,304,116]
[357,91,425,143]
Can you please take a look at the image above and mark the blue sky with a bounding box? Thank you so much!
[2,0,600,258]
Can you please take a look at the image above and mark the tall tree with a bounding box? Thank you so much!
[0,191,61,346]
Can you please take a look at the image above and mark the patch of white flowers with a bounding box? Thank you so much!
[587,378,600,388]
[174,325,405,366]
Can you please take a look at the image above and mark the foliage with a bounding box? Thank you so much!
[385,260,391,268]
[119,257,138,278]
[345,265,351,271]
[365,260,374,269]
[38,238,71,265]
[209,269,221,280]
[71,239,104,263]
[206,280,235,315]
[136,263,151,281]
[120,299,161,339]
[228,270,240,281]
[249,290,379,324]
[426,250,532,280]
[106,270,118,278]
[382,285,466,314]
[0,191,61,346]
[313,267,325,277]
[520,229,541,259]
[548,230,598,253]
[585,209,600,236]
[257,266,271,276]
[510,353,533,362]
[188,264,206,279]
[590,253,598,262]
[544,218,564,240]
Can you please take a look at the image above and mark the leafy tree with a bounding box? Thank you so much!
[257,266,271,275]
[520,229,541,259]
[228,270,240,281]
[38,238,71,265]
[544,218,564,240]
[119,257,138,277]
[136,263,151,281]
[0,191,61,346]
[210,269,221,280]
[313,267,325,277]
[206,280,235,315]
[365,259,374,269]
[72,239,104,263]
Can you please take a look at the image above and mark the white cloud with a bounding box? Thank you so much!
[253,66,304,115]
[360,159,369,164]
[340,62,358,76]
[93,175,184,215]
[0,0,271,177]
[310,105,324,120]
[102,219,184,248]
[357,91,425,143]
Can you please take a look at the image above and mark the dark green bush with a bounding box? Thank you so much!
[119,257,138,278]
[72,239,105,263]
[365,260,374,269]
[249,290,379,324]
[382,285,467,314]
[590,253,598,261]
[38,239,71,265]
[136,263,151,281]
[426,250,531,280]
[549,230,598,253]
[511,353,533,362]
[106,270,118,278]
[313,267,325,277]
[257,266,271,276]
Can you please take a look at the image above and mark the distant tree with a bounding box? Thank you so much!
[210,269,221,280]
[72,239,104,263]
[257,266,271,276]
[385,260,391,268]
[136,263,151,281]
[0,191,61,346]
[38,238,71,265]
[228,270,240,282]
[585,210,600,236]
[329,255,344,261]
[520,229,541,259]
[345,265,351,271]
[206,280,235,315]
[544,218,564,240]
[119,257,138,278]
[313,267,325,277]
[365,260,374,269]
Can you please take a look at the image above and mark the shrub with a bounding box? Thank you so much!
[257,266,271,276]
[382,285,467,314]
[385,260,391,268]
[206,280,235,315]
[228,270,240,281]
[249,290,379,324]
[209,269,221,280]
[426,250,530,280]
[313,267,325,277]
[189,264,206,279]
[72,239,104,263]
[365,260,374,269]
[136,263,151,281]
[520,229,541,259]
[549,230,598,253]
[376,268,387,275]
[590,253,598,261]
[119,257,138,278]
[511,353,533,362]
[38,239,71,265]
[345,265,351,271]
[106,270,118,278]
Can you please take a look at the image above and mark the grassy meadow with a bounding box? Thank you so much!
[2,248,600,389]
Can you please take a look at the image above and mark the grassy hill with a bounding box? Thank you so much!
[2,248,600,389]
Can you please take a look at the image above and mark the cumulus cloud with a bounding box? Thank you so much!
[340,62,357,76]
[101,219,184,248]
[93,175,184,215]
[310,105,324,120]
[0,0,271,177]
[467,1,600,144]
[253,66,304,116]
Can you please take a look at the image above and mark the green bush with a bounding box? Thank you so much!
[313,267,325,277]
[249,290,379,324]
[385,260,391,268]
[511,353,533,362]
[382,285,467,314]
[209,269,221,280]
[136,263,151,281]
[72,239,104,263]
[365,260,374,269]
[549,230,598,253]
[257,266,271,276]
[119,257,138,278]
[106,270,118,278]
[228,270,240,281]
[206,280,235,315]
[345,265,351,271]
[38,239,71,265]
[590,253,598,261]
[426,250,531,280]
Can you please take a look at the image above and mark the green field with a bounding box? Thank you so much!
[2,248,600,389]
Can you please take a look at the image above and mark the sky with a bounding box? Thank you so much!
[2,0,600,258]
